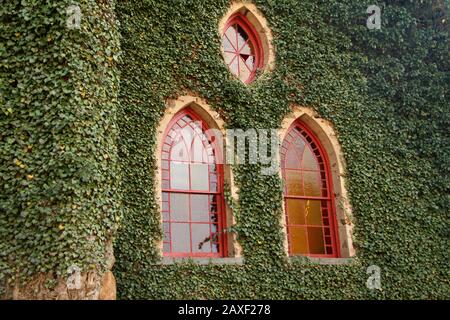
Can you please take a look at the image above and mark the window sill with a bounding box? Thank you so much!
[161,257,244,265]
[289,256,356,265]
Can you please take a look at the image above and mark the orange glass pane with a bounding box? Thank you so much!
[307,227,326,254]
[285,148,301,169]
[302,146,319,171]
[292,133,306,152]
[282,122,337,257]
[304,200,323,226]
[303,171,321,196]
[286,199,306,225]
[284,169,303,195]
[289,226,308,255]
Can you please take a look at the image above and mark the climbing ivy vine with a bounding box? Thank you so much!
[0,0,121,293]
[0,0,448,300]
[114,0,449,299]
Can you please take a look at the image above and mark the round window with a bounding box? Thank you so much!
[222,14,263,84]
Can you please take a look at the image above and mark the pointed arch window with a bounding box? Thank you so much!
[281,121,340,257]
[222,13,263,84]
[161,108,226,257]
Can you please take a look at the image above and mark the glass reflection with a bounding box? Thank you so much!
[191,194,209,222]
[170,161,189,190]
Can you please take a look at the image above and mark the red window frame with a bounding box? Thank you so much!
[161,108,227,258]
[281,120,340,258]
[222,13,264,84]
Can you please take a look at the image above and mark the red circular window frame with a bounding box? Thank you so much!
[222,13,264,84]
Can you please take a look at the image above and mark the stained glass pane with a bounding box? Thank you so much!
[282,122,336,257]
[307,227,326,254]
[304,200,322,226]
[285,148,301,169]
[303,171,321,196]
[285,169,303,195]
[290,226,308,255]
[286,199,306,225]
[302,146,319,171]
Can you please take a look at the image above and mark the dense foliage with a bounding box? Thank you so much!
[0,0,121,292]
[114,0,448,299]
[1,0,448,299]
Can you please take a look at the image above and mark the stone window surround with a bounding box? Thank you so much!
[278,106,356,260]
[155,96,243,259]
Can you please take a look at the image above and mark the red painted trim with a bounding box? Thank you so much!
[161,107,227,258]
[223,13,264,84]
[281,120,341,258]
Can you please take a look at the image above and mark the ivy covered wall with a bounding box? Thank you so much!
[114,0,449,299]
[0,0,121,296]
[0,0,447,300]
